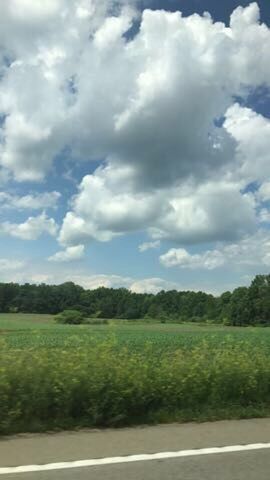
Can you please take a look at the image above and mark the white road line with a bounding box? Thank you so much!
[1,443,270,475]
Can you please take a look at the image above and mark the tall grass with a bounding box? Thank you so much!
[1,337,270,434]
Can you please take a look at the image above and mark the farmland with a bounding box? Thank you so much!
[2,313,270,351]
[1,313,270,435]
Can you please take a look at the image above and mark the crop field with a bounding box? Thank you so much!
[2,313,270,351]
[1,314,270,435]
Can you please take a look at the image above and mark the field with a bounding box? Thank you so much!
[1,314,270,434]
[2,313,270,351]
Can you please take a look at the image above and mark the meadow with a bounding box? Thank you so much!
[1,313,270,434]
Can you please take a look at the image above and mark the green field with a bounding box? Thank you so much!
[1,313,270,351]
[0,313,54,330]
[1,314,270,435]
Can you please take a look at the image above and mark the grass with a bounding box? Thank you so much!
[1,314,270,434]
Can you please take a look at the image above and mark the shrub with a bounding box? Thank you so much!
[55,310,85,325]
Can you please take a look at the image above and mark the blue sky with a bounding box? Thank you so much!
[0,0,270,294]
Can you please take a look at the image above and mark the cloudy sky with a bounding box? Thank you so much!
[0,0,270,294]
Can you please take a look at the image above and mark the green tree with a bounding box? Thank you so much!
[227,287,251,326]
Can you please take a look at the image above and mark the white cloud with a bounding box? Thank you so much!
[0,191,61,210]
[160,231,270,270]
[151,181,256,243]
[48,244,85,262]
[0,268,192,295]
[59,165,167,245]
[93,9,134,50]
[64,4,269,190]
[138,240,160,252]
[71,274,133,290]
[0,212,58,240]
[160,248,226,270]
[0,2,269,187]
[224,104,270,183]
[59,173,256,247]
[130,278,180,294]
[53,274,207,295]
[0,1,138,181]
[0,112,60,181]
[0,258,25,271]
[10,271,151,292]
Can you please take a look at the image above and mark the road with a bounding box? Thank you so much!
[0,418,270,479]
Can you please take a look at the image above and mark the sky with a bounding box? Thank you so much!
[0,0,270,295]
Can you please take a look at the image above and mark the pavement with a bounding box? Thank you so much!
[0,418,270,479]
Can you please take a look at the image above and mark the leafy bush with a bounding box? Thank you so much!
[55,310,85,325]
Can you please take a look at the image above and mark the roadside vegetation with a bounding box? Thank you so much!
[1,314,270,434]
[1,334,270,434]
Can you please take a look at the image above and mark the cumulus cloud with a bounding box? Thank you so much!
[151,181,256,243]
[0,212,58,240]
[0,191,60,210]
[0,0,137,180]
[138,240,160,252]
[69,274,133,290]
[0,2,269,185]
[130,277,180,294]
[59,165,168,245]
[59,173,256,246]
[160,231,270,270]
[224,104,270,183]
[48,244,85,262]
[160,248,226,270]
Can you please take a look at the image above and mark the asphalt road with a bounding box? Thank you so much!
[1,418,270,479]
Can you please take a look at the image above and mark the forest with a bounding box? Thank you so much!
[0,274,270,326]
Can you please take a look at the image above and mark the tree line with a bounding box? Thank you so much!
[0,274,270,325]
